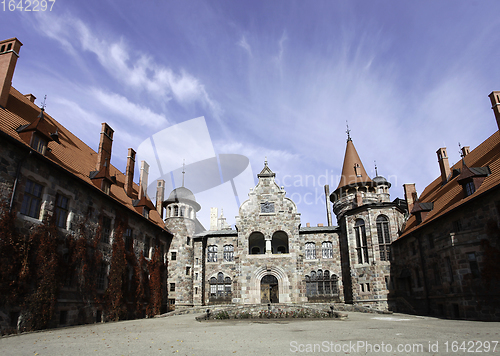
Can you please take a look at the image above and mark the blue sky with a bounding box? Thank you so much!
[2,0,500,228]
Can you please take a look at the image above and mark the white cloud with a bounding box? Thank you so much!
[237,35,252,56]
[91,88,168,129]
[33,12,221,118]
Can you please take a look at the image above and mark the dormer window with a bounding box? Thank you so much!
[464,181,475,197]
[31,133,47,154]
[103,181,111,195]
[143,208,150,219]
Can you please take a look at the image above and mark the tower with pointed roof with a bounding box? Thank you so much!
[330,131,406,309]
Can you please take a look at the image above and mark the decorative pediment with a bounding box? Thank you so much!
[257,161,275,178]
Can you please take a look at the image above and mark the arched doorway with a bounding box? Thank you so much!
[260,275,279,303]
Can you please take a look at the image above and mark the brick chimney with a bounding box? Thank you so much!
[155,179,165,218]
[96,123,114,172]
[436,147,451,184]
[124,148,135,197]
[0,38,23,108]
[138,161,149,200]
[461,146,470,157]
[403,183,418,214]
[488,91,500,131]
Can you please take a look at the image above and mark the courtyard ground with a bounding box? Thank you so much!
[0,312,499,355]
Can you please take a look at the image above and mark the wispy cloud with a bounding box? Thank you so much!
[33,12,221,118]
[91,88,168,129]
[237,35,252,56]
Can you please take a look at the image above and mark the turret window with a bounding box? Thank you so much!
[376,215,391,261]
[354,219,369,264]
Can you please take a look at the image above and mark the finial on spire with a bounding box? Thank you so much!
[374,160,378,176]
[264,157,268,166]
[346,120,351,142]
[41,95,47,111]
[182,159,185,187]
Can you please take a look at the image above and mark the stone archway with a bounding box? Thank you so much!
[260,275,279,303]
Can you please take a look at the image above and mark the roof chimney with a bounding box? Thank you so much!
[156,179,165,218]
[124,148,135,197]
[24,93,36,103]
[138,161,149,200]
[96,123,114,172]
[436,147,451,184]
[0,38,23,108]
[461,146,470,157]
[403,183,417,214]
[488,91,500,131]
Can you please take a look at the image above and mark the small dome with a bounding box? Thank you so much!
[373,176,391,188]
[164,187,201,211]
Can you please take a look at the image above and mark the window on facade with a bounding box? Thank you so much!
[376,216,391,261]
[143,236,150,258]
[322,241,333,259]
[468,253,480,278]
[174,205,179,216]
[186,237,191,245]
[445,256,454,283]
[20,179,43,219]
[209,272,232,298]
[207,245,218,262]
[195,258,199,265]
[271,231,289,254]
[103,181,111,195]
[223,244,234,262]
[305,242,316,260]
[453,219,463,232]
[464,181,475,197]
[101,216,111,244]
[97,263,107,290]
[195,273,198,280]
[171,251,177,261]
[54,194,69,228]
[305,270,338,298]
[186,266,191,276]
[248,232,265,254]
[125,228,133,250]
[170,283,175,292]
[180,207,185,217]
[143,208,149,219]
[360,283,370,293]
[354,219,369,264]
[31,133,47,154]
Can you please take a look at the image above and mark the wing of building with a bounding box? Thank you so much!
[392,94,500,320]
[0,38,172,331]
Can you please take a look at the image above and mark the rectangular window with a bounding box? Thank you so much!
[20,179,43,219]
[355,223,369,264]
[31,134,47,154]
[464,181,475,197]
[101,216,111,244]
[195,258,199,265]
[143,236,150,258]
[207,245,217,262]
[186,266,191,276]
[322,242,333,259]
[468,253,480,278]
[223,245,234,262]
[195,287,198,295]
[195,273,198,280]
[125,228,133,250]
[170,283,175,292]
[305,242,316,260]
[171,252,177,261]
[55,194,69,228]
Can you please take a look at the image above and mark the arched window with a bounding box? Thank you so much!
[174,205,179,216]
[305,270,339,300]
[376,215,391,261]
[305,242,316,260]
[354,219,369,264]
[167,206,171,218]
[180,206,185,217]
[223,244,234,262]
[271,231,289,254]
[207,245,217,262]
[249,232,265,254]
[322,241,333,258]
[209,273,232,300]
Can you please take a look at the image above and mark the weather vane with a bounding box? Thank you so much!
[41,94,47,110]
[346,120,351,141]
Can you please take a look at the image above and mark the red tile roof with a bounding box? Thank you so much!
[336,138,372,191]
[0,86,167,230]
[399,129,500,239]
